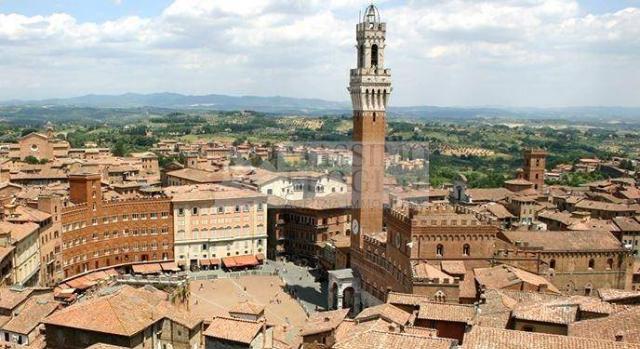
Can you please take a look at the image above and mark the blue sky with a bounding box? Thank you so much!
[1,0,637,20]
[0,0,639,107]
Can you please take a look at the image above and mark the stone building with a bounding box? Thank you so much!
[43,285,202,349]
[0,221,40,286]
[4,130,70,160]
[267,193,351,264]
[499,230,633,295]
[164,184,267,270]
[60,173,173,278]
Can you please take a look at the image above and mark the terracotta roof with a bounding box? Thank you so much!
[504,179,534,186]
[575,199,638,213]
[483,203,515,219]
[86,344,128,349]
[333,330,456,349]
[613,217,640,232]
[5,205,51,223]
[355,303,412,326]
[0,221,39,243]
[229,300,265,316]
[164,183,265,202]
[501,230,623,251]
[474,265,560,294]
[597,288,640,302]
[0,288,34,311]
[440,260,466,275]
[511,302,578,325]
[412,262,455,282]
[417,301,476,324]
[301,309,349,336]
[166,168,231,183]
[43,285,199,336]
[203,316,262,344]
[476,289,516,328]
[466,188,512,202]
[569,306,640,344]
[386,292,430,307]
[465,326,640,349]
[3,293,59,335]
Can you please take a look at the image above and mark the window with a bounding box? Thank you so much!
[267,189,273,195]
[218,206,224,214]
[463,244,470,256]
[192,207,198,215]
[607,258,614,270]
[549,259,556,269]
[257,203,264,211]
[371,44,379,67]
[178,208,184,216]
[436,244,444,256]
[434,290,446,303]
[235,205,240,213]
[588,259,595,269]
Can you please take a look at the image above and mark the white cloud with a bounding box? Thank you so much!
[0,0,638,106]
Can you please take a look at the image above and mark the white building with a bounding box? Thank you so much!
[234,169,348,201]
[0,221,40,286]
[164,184,268,270]
[308,148,353,167]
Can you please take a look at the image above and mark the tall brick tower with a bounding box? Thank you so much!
[523,148,547,192]
[349,4,391,250]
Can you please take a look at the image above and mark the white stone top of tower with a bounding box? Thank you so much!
[362,4,381,24]
[349,3,392,112]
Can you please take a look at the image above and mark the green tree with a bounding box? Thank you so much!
[24,155,40,164]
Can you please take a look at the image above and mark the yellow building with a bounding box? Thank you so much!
[0,221,40,286]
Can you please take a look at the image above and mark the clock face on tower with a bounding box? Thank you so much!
[351,219,359,235]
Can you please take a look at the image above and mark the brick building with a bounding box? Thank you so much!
[60,173,173,278]
[267,193,351,265]
[522,148,547,192]
[499,230,633,295]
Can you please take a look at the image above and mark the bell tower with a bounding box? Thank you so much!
[349,4,391,250]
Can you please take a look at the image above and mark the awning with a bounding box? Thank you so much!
[160,261,180,272]
[200,259,211,266]
[85,270,108,281]
[132,263,162,275]
[222,257,237,268]
[64,276,96,290]
[234,255,259,267]
[210,258,221,266]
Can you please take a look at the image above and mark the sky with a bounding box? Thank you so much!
[0,0,639,107]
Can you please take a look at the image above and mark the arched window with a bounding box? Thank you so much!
[358,44,364,68]
[436,244,444,257]
[463,244,470,256]
[584,283,593,296]
[549,259,556,269]
[371,44,379,67]
[192,207,198,215]
[607,258,614,270]
[588,258,595,269]
[434,290,446,303]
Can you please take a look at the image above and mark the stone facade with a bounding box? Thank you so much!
[165,184,267,269]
